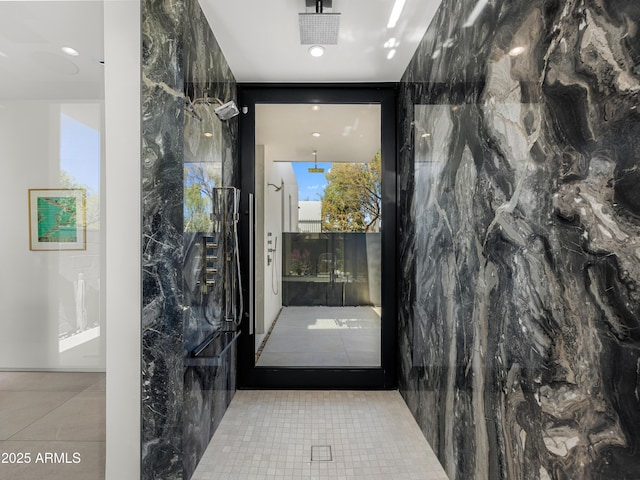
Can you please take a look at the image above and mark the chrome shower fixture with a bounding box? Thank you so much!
[184,96,240,121]
[185,97,203,122]
[299,0,340,45]
[267,180,284,192]
[308,150,325,173]
[214,101,240,121]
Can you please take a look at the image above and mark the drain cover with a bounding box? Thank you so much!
[311,445,332,461]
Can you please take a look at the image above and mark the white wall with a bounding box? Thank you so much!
[104,1,141,479]
[254,145,298,340]
[0,100,105,371]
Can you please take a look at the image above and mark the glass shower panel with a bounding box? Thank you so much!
[253,103,382,368]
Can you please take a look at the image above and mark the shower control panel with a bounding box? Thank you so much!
[200,236,218,294]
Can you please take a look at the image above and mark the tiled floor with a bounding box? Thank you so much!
[0,373,448,480]
[0,371,105,480]
[256,306,381,367]
[192,390,449,480]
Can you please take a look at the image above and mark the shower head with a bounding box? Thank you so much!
[184,95,239,121]
[267,180,284,192]
[214,101,240,121]
[299,0,340,45]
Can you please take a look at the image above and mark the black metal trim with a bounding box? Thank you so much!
[237,84,398,390]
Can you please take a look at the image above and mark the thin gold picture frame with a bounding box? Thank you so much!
[28,188,87,251]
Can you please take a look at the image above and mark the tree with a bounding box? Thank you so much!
[184,163,221,232]
[60,170,100,230]
[321,150,381,232]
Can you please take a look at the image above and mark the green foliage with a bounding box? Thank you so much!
[321,151,381,232]
[184,182,212,232]
[184,163,221,232]
[60,170,100,230]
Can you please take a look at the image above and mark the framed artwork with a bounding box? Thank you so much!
[28,188,86,251]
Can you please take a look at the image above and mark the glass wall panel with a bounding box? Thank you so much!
[0,2,106,478]
[253,103,382,368]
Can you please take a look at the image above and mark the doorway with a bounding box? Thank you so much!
[237,86,397,389]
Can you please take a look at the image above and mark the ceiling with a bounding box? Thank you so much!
[256,104,380,163]
[0,1,441,100]
[0,1,440,166]
[0,2,104,101]
[200,0,440,83]
[207,0,441,164]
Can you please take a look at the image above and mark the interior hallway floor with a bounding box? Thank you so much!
[0,371,105,480]
[193,389,449,480]
[256,306,381,367]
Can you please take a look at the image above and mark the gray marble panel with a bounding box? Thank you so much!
[141,0,185,477]
[142,0,238,479]
[398,1,640,480]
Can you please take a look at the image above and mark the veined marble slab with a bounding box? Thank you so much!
[399,1,640,479]
[141,0,238,478]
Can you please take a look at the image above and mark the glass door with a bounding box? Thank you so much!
[237,86,397,389]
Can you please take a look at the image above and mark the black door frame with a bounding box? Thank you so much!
[237,84,397,389]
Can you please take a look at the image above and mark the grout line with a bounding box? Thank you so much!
[5,388,91,441]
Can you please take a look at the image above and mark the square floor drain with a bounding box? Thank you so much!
[311,445,332,461]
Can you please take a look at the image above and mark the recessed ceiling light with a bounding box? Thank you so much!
[312,105,320,111]
[308,45,324,57]
[203,132,213,138]
[387,49,397,60]
[508,46,526,56]
[61,46,79,56]
[312,132,321,137]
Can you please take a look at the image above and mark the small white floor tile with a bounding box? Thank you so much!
[193,390,449,480]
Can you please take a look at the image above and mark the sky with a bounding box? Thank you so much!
[60,113,101,193]
[292,162,332,201]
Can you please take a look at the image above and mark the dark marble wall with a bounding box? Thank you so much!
[398,1,640,479]
[141,0,238,478]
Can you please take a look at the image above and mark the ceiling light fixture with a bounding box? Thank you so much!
[387,0,406,28]
[61,46,80,56]
[308,45,325,57]
[312,132,321,137]
[508,46,526,56]
[387,49,397,60]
